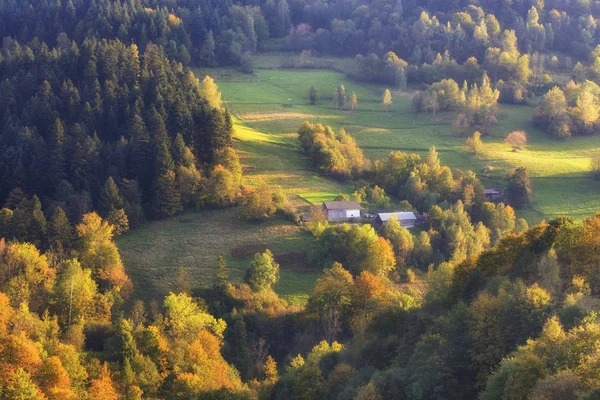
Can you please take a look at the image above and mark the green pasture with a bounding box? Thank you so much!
[211,68,600,223]
[232,116,353,207]
[117,210,318,305]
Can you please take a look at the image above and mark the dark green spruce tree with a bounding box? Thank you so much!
[47,118,66,190]
[99,176,124,215]
[152,170,182,218]
[48,206,73,252]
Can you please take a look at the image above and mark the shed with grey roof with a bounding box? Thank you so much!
[374,211,417,229]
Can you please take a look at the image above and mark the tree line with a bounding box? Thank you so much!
[0,0,263,68]
[279,1,600,65]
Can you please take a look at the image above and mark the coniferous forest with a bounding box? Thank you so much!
[3,1,600,399]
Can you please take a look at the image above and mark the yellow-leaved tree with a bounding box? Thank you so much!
[76,213,132,296]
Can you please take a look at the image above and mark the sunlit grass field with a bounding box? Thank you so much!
[213,68,600,223]
[232,116,353,207]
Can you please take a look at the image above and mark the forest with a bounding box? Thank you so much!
[2,0,600,399]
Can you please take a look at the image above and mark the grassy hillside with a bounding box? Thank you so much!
[213,68,600,222]
[117,210,318,305]
[232,116,353,205]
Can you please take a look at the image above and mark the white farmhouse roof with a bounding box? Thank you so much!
[323,201,361,210]
[377,212,417,222]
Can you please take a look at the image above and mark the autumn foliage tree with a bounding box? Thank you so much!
[505,130,527,151]
[465,131,485,154]
[0,241,54,311]
[312,224,396,276]
[200,76,223,110]
[238,183,286,221]
[76,213,132,295]
[297,122,369,180]
[382,89,392,113]
[88,363,118,400]
[52,259,98,326]
[308,262,354,342]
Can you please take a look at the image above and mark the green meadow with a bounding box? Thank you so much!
[214,68,600,222]
[119,64,600,304]
[117,209,318,305]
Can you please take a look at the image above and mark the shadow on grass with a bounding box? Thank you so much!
[360,145,454,152]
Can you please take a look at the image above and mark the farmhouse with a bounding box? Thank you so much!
[484,189,503,201]
[322,201,361,221]
[374,212,417,229]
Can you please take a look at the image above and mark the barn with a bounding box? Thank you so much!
[322,201,361,221]
[374,212,417,229]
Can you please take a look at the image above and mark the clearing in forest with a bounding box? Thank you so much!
[214,67,600,223]
[119,64,600,304]
[117,209,318,305]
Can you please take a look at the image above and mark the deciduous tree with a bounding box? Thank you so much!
[505,167,532,208]
[238,183,285,221]
[76,212,131,293]
[0,242,53,310]
[382,89,392,113]
[350,92,358,111]
[245,249,280,292]
[200,76,222,110]
[88,363,118,400]
[308,262,354,342]
[465,131,484,154]
[505,130,527,151]
[52,259,97,326]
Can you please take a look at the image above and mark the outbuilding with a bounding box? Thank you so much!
[484,189,503,202]
[374,211,417,229]
[322,201,361,221]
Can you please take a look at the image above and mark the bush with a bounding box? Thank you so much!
[281,203,300,224]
